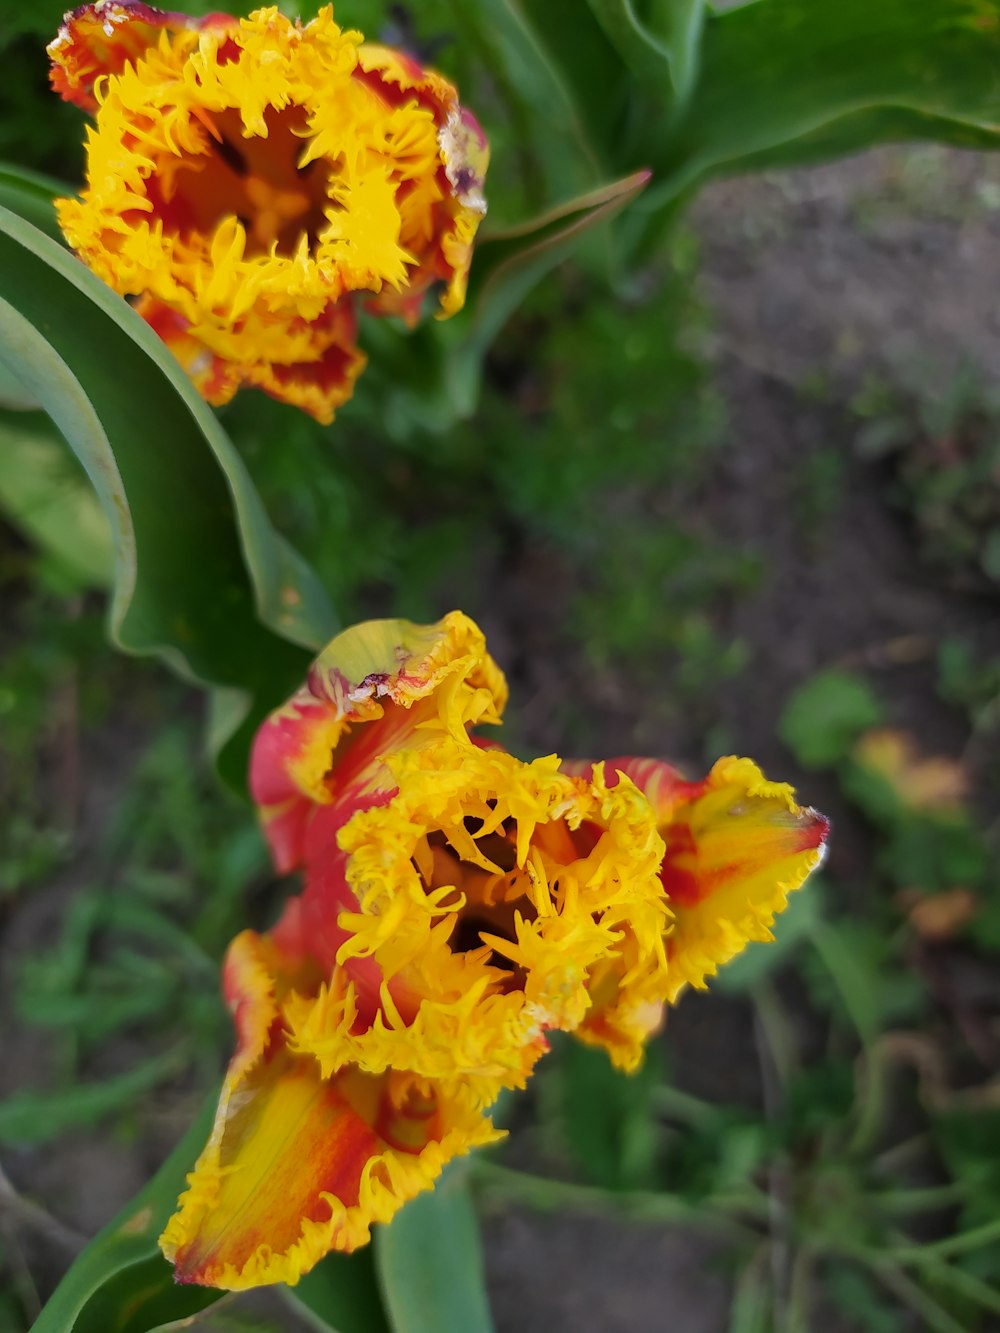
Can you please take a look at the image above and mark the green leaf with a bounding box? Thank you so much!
[0,206,336,788]
[374,1164,495,1333]
[643,0,1000,211]
[807,921,884,1045]
[31,1095,224,1333]
[0,358,39,410]
[544,1038,663,1191]
[587,0,706,104]
[0,410,112,587]
[778,669,883,770]
[512,0,634,166]
[444,0,601,206]
[283,1248,391,1333]
[468,169,650,337]
[0,162,65,243]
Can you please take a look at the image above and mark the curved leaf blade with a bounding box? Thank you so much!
[441,170,651,418]
[0,206,336,784]
[511,0,634,166]
[0,162,65,243]
[644,0,1000,208]
[0,409,112,587]
[31,1097,223,1333]
[587,0,706,103]
[283,1248,392,1333]
[374,1164,494,1333]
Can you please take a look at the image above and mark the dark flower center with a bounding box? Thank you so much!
[137,104,333,257]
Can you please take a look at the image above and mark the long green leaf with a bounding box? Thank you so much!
[31,1097,223,1333]
[374,1165,494,1333]
[644,0,1000,210]
[445,0,601,208]
[587,0,706,104]
[0,206,336,787]
[0,163,65,243]
[450,170,651,404]
[283,1248,392,1333]
[0,410,112,587]
[511,0,634,167]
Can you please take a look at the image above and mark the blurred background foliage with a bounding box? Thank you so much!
[2,1,1000,1330]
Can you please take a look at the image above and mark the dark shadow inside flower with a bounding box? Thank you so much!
[138,104,335,257]
[408,808,592,997]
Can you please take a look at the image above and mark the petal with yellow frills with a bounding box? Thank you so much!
[160,930,500,1290]
[565,754,828,1018]
[47,1,233,113]
[251,612,507,872]
[611,755,829,1001]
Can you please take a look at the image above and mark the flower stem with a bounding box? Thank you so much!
[886,1217,1000,1264]
[866,1262,967,1333]
[871,1184,964,1216]
[470,1161,759,1244]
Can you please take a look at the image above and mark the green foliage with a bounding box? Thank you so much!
[937,637,1000,730]
[0,204,336,788]
[30,1095,223,1333]
[374,1166,495,1333]
[638,0,1000,207]
[933,1110,1000,1245]
[0,411,112,590]
[540,1038,664,1192]
[0,586,112,896]
[779,669,884,769]
[0,1052,185,1148]
[805,918,925,1044]
[826,1265,906,1333]
[8,722,270,1131]
[286,1249,391,1333]
[852,367,1000,588]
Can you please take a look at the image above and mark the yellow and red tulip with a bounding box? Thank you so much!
[48,4,489,422]
[160,613,829,1290]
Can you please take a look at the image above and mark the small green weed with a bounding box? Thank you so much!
[851,366,1000,590]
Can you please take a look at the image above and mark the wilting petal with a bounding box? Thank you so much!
[47,1,232,113]
[251,612,507,872]
[160,930,499,1290]
[357,44,489,322]
[50,5,489,421]
[600,755,829,1001]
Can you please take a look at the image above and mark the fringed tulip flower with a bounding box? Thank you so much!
[48,3,489,422]
[160,613,829,1290]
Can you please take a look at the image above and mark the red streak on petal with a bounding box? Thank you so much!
[659,824,702,907]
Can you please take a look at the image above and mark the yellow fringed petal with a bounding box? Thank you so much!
[565,753,829,1042]
[159,931,500,1290]
[652,756,829,1000]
